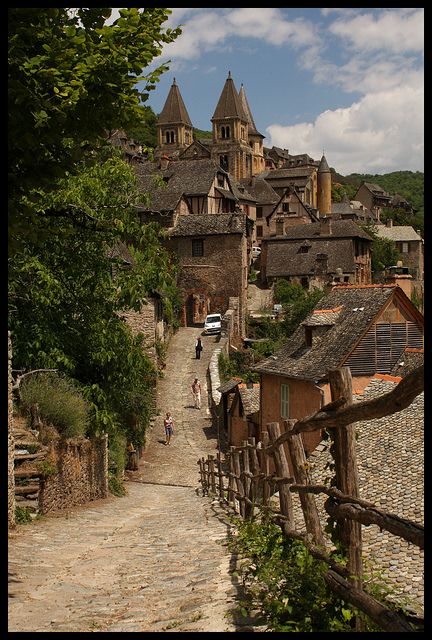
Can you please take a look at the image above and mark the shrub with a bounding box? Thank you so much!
[19,372,90,438]
[35,460,57,478]
[108,473,126,496]
[15,506,33,524]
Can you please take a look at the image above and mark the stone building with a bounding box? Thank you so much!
[238,176,279,244]
[374,220,424,281]
[265,185,319,237]
[258,164,318,209]
[260,218,373,289]
[165,213,251,335]
[353,181,392,218]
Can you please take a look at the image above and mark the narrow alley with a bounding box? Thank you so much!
[8,328,250,633]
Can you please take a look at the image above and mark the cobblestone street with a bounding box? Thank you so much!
[8,328,252,633]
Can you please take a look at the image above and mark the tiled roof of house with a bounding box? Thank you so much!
[254,285,398,381]
[259,165,316,180]
[158,79,193,126]
[169,213,246,237]
[302,377,424,613]
[217,378,242,394]
[362,182,390,196]
[391,348,424,377]
[134,159,233,211]
[374,225,423,242]
[265,238,356,277]
[280,219,373,241]
[238,385,260,415]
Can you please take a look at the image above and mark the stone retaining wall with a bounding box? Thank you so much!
[8,332,15,528]
[39,435,108,514]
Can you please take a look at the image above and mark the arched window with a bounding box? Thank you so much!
[165,131,170,144]
[220,126,225,139]
[226,125,230,138]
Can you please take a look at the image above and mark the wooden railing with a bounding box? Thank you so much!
[197,365,424,633]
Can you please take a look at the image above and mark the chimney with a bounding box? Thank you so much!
[275,215,285,235]
[384,272,412,299]
[320,216,332,235]
[386,218,393,228]
[160,154,170,170]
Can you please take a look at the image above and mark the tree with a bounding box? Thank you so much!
[359,223,399,275]
[8,7,181,253]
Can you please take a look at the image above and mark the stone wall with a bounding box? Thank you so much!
[38,435,108,514]
[8,332,15,529]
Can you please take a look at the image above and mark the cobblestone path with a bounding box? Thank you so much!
[8,328,252,633]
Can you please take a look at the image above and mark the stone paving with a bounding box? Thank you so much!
[8,328,257,633]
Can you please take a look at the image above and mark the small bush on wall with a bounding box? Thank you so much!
[20,372,90,438]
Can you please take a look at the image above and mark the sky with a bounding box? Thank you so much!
[119,7,424,176]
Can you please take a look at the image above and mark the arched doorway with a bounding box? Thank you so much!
[185,293,209,326]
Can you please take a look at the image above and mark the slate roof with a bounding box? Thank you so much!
[158,79,193,126]
[317,155,330,173]
[134,159,234,211]
[374,225,423,242]
[212,72,247,121]
[217,378,242,394]
[303,377,424,613]
[230,180,256,203]
[254,285,399,381]
[238,84,264,137]
[266,238,356,277]
[238,385,260,415]
[259,166,316,180]
[280,219,373,241]
[362,182,390,196]
[169,213,246,237]
[391,348,424,377]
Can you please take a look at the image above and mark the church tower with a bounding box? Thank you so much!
[317,154,332,216]
[210,72,253,181]
[155,78,193,160]
[238,84,265,176]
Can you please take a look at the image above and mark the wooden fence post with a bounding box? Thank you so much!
[242,440,252,518]
[284,419,325,547]
[267,422,294,531]
[328,367,363,590]
[216,451,224,500]
[261,431,271,506]
[233,448,245,518]
[208,455,216,494]
[248,437,260,508]
[228,446,236,508]
[199,457,207,495]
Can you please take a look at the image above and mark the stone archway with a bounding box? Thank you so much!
[185,293,209,326]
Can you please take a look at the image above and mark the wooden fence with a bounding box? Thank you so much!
[197,365,424,633]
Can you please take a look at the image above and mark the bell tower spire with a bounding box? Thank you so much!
[155,78,194,159]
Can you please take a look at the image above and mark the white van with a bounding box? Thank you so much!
[203,313,222,335]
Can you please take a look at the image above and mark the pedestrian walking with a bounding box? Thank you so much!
[191,377,202,409]
[163,411,174,445]
[195,336,203,359]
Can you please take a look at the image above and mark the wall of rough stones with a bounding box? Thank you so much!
[38,435,108,514]
[8,332,16,528]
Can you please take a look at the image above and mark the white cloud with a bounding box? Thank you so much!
[328,8,424,54]
[267,85,424,174]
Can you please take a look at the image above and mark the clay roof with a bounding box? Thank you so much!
[238,385,260,415]
[254,285,400,381]
[303,377,424,613]
[266,238,356,277]
[169,213,246,237]
[374,225,423,242]
[212,72,247,121]
[158,79,193,126]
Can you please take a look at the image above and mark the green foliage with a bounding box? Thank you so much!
[125,104,158,150]
[218,352,259,384]
[108,473,127,497]
[19,372,90,438]
[8,7,181,250]
[346,170,423,214]
[193,127,213,140]
[359,223,400,274]
[275,281,324,338]
[380,207,424,237]
[15,506,33,524]
[228,515,356,632]
[35,459,57,478]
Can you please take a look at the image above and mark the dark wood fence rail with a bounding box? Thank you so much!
[197,365,424,633]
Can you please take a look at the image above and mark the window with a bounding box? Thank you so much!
[256,225,263,237]
[165,130,175,144]
[401,242,409,253]
[219,155,229,171]
[281,383,289,419]
[282,202,289,212]
[256,207,263,219]
[192,239,204,257]
[299,246,310,253]
[217,172,225,188]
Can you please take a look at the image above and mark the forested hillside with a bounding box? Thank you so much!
[346,171,424,217]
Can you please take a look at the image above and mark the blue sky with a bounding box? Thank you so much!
[121,8,423,176]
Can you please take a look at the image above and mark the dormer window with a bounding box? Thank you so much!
[299,246,310,254]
